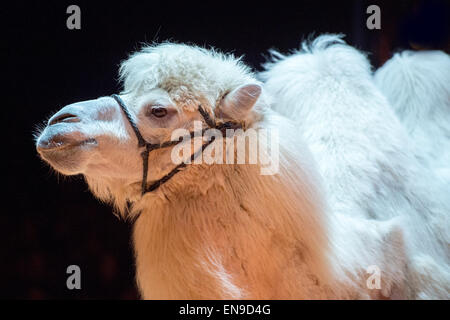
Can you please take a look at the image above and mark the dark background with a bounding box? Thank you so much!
[2,0,449,299]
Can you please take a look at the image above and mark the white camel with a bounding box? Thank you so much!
[261,35,450,299]
[36,38,448,299]
[374,50,450,183]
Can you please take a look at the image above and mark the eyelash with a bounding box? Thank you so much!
[145,105,167,119]
[143,105,177,128]
[151,106,168,118]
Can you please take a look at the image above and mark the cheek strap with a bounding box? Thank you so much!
[111,94,243,195]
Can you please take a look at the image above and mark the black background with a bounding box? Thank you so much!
[2,0,449,299]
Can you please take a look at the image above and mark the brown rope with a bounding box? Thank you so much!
[112,94,243,195]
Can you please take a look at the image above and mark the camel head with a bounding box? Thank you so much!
[36,43,264,213]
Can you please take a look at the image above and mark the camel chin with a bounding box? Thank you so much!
[36,124,97,175]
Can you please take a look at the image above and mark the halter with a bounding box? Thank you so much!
[111,94,243,195]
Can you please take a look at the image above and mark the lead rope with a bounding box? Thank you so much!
[111,94,243,195]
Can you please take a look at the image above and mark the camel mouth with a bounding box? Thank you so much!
[37,136,97,153]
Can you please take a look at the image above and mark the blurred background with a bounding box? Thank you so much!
[1,0,449,299]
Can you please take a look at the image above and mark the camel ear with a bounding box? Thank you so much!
[219,84,262,119]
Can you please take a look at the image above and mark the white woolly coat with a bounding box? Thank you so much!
[261,35,450,299]
[374,50,450,184]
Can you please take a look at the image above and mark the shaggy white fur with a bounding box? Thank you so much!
[261,35,450,299]
[38,42,337,299]
[119,43,255,110]
[374,50,450,183]
[36,37,449,300]
[117,44,336,299]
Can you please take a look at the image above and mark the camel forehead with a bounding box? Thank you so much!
[119,43,254,106]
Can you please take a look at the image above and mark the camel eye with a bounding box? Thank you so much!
[150,106,168,118]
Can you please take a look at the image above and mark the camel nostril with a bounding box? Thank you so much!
[48,113,80,126]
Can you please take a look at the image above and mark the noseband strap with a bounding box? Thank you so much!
[111,94,243,195]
